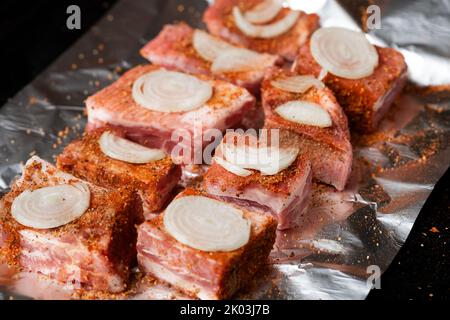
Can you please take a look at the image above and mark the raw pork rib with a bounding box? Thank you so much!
[140,23,281,94]
[293,42,407,131]
[262,68,353,191]
[57,127,181,213]
[86,64,255,163]
[203,131,312,230]
[0,156,143,293]
[203,0,320,61]
[137,188,277,299]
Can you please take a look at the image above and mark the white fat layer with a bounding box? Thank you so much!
[19,229,125,292]
[138,256,218,300]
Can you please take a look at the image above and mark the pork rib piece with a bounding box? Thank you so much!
[203,0,319,61]
[262,68,353,191]
[0,156,143,293]
[137,188,277,300]
[86,64,255,164]
[203,131,312,230]
[57,127,181,213]
[140,23,281,94]
[293,42,407,132]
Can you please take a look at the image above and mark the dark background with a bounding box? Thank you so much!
[0,0,448,300]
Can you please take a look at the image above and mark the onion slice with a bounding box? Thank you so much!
[132,70,213,112]
[213,156,252,177]
[164,196,251,252]
[244,0,283,24]
[257,147,299,175]
[193,30,277,73]
[211,48,275,73]
[99,131,165,164]
[221,142,299,176]
[318,68,328,81]
[275,101,332,128]
[11,182,90,229]
[271,75,325,93]
[310,27,379,79]
[192,30,234,62]
[232,6,300,39]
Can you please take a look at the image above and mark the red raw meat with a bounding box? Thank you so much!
[86,64,255,164]
[262,68,353,191]
[56,127,181,213]
[203,131,312,229]
[0,156,143,293]
[140,23,281,94]
[293,42,408,131]
[137,188,276,299]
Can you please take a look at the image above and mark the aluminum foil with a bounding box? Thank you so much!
[1,0,449,300]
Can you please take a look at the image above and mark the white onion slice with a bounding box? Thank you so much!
[221,142,299,176]
[164,196,251,252]
[99,131,165,164]
[244,0,283,24]
[211,48,274,73]
[318,68,328,81]
[271,75,325,93]
[257,147,299,175]
[275,101,332,128]
[213,156,252,177]
[310,27,379,79]
[11,182,90,229]
[132,70,213,112]
[232,6,300,39]
[192,30,234,62]
[193,30,275,73]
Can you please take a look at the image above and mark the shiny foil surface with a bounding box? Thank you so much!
[0,0,449,300]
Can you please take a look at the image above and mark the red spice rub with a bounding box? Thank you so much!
[261,68,353,191]
[204,130,311,195]
[293,41,408,132]
[202,131,312,230]
[56,126,181,212]
[137,188,277,299]
[0,157,143,293]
